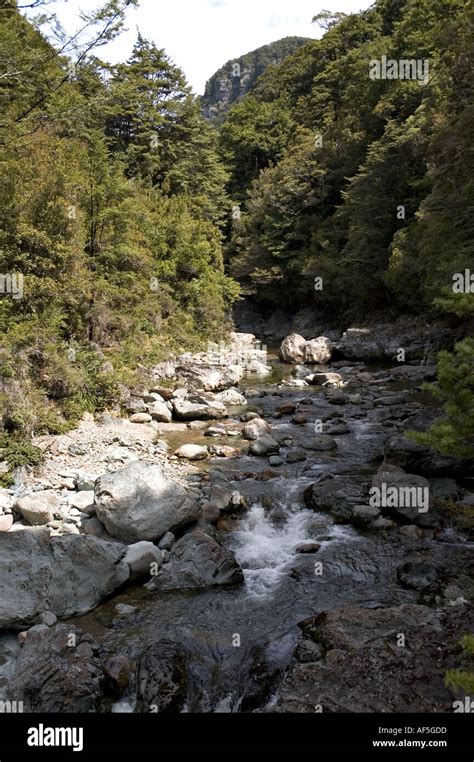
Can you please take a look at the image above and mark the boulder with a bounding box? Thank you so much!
[129,413,152,424]
[10,624,105,712]
[147,402,172,423]
[249,436,280,456]
[204,425,226,437]
[136,640,188,713]
[172,398,227,421]
[305,372,342,386]
[150,386,174,401]
[242,418,270,441]
[175,364,243,392]
[304,337,333,364]
[279,334,307,364]
[215,388,247,406]
[303,476,365,523]
[146,529,243,591]
[384,433,466,476]
[13,492,60,526]
[351,505,381,526]
[0,515,13,532]
[397,562,439,591]
[143,392,165,404]
[82,517,110,538]
[246,360,272,376]
[94,462,200,543]
[208,445,238,458]
[0,529,129,628]
[124,398,147,415]
[124,541,164,581]
[158,532,175,551]
[277,402,296,415]
[371,466,435,527]
[209,485,246,514]
[336,328,386,360]
[273,604,462,713]
[68,490,95,516]
[299,604,442,652]
[175,444,209,461]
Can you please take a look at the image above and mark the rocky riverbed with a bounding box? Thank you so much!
[0,324,473,713]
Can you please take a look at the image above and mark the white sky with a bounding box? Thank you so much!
[31,0,374,94]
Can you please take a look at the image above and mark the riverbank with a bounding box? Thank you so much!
[0,327,472,713]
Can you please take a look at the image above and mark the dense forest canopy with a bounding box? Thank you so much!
[0,0,238,436]
[221,0,474,321]
[0,0,472,455]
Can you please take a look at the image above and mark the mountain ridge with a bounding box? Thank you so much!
[200,36,313,121]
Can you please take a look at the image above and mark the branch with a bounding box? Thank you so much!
[12,1,133,125]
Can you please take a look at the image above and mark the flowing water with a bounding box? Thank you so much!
[72,350,428,712]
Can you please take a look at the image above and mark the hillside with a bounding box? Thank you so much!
[200,36,312,121]
[220,0,474,324]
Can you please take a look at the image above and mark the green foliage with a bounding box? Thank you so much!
[0,436,44,469]
[0,434,44,487]
[446,635,474,694]
[220,0,471,318]
[410,339,474,460]
[0,4,238,443]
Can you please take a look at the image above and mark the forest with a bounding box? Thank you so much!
[0,0,472,456]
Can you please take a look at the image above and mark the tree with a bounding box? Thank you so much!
[312,10,348,31]
[411,339,474,461]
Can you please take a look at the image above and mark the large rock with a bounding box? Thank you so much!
[397,562,439,591]
[175,444,209,461]
[215,388,247,406]
[279,334,307,364]
[0,515,13,532]
[304,435,337,452]
[147,401,172,423]
[242,418,270,440]
[94,462,200,543]
[384,433,470,477]
[13,492,60,526]
[336,321,456,363]
[10,624,105,712]
[303,475,365,523]
[130,413,152,424]
[147,529,243,591]
[305,372,343,387]
[299,604,442,652]
[0,529,129,628]
[172,398,227,421]
[68,490,95,515]
[175,364,243,392]
[304,337,333,364]
[336,328,387,361]
[272,604,466,713]
[371,465,436,527]
[136,640,188,713]
[248,436,280,456]
[124,541,164,581]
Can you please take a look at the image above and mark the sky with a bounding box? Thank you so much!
[30,0,374,94]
